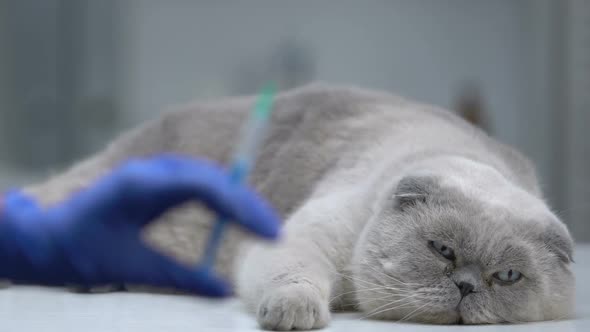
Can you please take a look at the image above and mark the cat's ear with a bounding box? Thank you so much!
[393,176,439,211]
[540,222,574,264]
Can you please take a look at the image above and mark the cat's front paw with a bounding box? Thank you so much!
[257,284,330,331]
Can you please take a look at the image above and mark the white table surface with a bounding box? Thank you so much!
[2,245,589,332]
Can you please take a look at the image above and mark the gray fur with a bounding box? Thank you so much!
[25,84,574,329]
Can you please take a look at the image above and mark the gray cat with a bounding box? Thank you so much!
[26,84,574,329]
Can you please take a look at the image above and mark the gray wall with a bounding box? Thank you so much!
[119,1,531,142]
[564,0,590,240]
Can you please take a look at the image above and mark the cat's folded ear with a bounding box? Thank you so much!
[540,221,574,264]
[393,175,440,211]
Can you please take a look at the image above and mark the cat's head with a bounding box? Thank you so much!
[352,173,574,324]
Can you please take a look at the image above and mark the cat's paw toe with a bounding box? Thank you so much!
[257,284,330,331]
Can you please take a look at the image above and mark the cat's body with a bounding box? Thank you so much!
[26,84,574,329]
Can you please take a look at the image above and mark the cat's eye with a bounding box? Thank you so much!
[428,240,456,261]
[493,269,522,284]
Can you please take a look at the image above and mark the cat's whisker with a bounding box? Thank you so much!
[332,270,422,298]
[330,265,422,293]
[355,292,429,308]
[329,270,384,288]
[360,293,426,319]
[354,293,399,306]
[359,297,425,320]
[329,286,403,303]
[359,303,415,321]
[359,286,418,297]
[398,302,432,322]
[352,288,421,305]
[356,286,417,296]
[334,281,417,300]
[338,292,405,309]
[363,263,421,287]
[330,283,418,304]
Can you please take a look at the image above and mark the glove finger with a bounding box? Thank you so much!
[167,265,231,297]
[123,245,231,297]
[158,155,282,239]
[113,155,281,239]
[2,190,41,214]
[222,185,281,239]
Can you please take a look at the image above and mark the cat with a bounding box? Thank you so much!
[25,84,574,329]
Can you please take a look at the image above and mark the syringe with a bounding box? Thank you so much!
[199,85,277,269]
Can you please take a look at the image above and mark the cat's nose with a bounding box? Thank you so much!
[455,281,475,298]
[450,264,481,297]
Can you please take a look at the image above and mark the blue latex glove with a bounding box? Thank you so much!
[0,155,280,297]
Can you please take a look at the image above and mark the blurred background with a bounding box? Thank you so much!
[0,0,588,241]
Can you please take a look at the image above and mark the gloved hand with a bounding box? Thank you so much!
[0,155,280,296]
